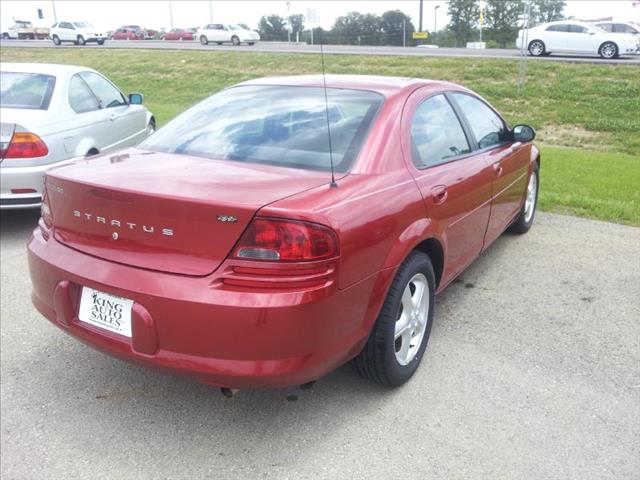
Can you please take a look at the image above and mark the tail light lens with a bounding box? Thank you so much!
[41,187,53,229]
[233,218,338,262]
[2,132,48,159]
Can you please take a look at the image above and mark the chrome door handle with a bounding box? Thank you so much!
[432,185,448,205]
[493,163,503,176]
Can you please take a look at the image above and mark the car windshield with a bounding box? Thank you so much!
[140,85,384,172]
[228,24,246,30]
[73,22,93,28]
[0,72,56,110]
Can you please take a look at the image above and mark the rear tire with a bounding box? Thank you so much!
[248,42,255,46]
[352,251,435,386]
[3,32,11,39]
[146,119,156,136]
[528,39,545,56]
[52,35,61,45]
[200,35,208,45]
[76,35,85,45]
[509,163,539,234]
[599,41,618,59]
[231,35,240,46]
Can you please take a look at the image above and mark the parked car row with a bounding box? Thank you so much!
[0,63,154,208]
[518,20,640,59]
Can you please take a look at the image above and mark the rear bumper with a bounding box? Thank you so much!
[1,156,81,209]
[28,227,382,388]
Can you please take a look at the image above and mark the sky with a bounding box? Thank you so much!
[1,0,639,32]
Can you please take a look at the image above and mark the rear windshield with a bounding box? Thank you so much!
[140,85,384,172]
[0,72,56,110]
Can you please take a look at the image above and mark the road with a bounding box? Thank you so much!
[1,210,639,479]
[2,39,640,65]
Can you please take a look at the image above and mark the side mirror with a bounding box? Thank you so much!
[128,93,143,105]
[513,124,536,142]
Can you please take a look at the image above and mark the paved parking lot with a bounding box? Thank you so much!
[1,210,639,480]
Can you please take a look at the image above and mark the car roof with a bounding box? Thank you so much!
[237,74,457,97]
[0,62,94,76]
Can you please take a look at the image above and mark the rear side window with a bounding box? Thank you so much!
[0,72,56,110]
[450,93,508,150]
[546,24,569,32]
[596,23,613,32]
[68,74,99,113]
[568,25,587,33]
[410,94,470,168]
[80,72,126,108]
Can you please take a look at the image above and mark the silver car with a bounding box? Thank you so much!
[0,63,155,209]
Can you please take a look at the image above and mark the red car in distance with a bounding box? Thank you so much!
[28,75,540,390]
[111,26,143,40]
[162,28,195,41]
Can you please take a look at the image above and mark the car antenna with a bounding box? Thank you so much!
[320,37,338,188]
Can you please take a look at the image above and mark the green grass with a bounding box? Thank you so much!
[539,147,639,225]
[1,48,638,224]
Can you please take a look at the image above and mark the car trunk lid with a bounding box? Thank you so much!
[46,148,330,276]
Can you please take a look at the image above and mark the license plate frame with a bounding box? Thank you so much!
[78,287,134,338]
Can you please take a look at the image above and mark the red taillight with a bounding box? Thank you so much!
[41,188,53,229]
[233,218,338,262]
[3,132,48,159]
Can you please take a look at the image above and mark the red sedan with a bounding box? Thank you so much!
[162,28,195,41]
[28,75,539,390]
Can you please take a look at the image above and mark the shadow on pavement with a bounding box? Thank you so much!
[0,209,40,243]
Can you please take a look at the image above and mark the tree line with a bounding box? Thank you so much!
[257,1,565,48]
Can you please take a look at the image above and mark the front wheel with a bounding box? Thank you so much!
[231,35,240,46]
[97,39,105,45]
[509,163,539,234]
[146,119,156,136]
[200,35,208,45]
[599,42,618,59]
[76,35,85,45]
[352,251,435,386]
[52,35,61,45]
[528,39,545,56]
[248,42,255,46]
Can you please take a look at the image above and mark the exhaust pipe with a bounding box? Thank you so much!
[220,387,240,398]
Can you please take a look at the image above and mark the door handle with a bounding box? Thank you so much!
[431,185,448,205]
[109,113,117,122]
[493,162,503,176]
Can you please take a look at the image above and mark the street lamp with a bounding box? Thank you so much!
[434,5,440,33]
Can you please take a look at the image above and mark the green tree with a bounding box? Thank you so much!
[485,0,523,47]
[531,0,566,24]
[447,0,480,47]
[257,14,287,41]
[287,14,305,36]
[332,12,382,45]
[380,9,415,46]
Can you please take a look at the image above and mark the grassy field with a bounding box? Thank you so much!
[2,48,639,225]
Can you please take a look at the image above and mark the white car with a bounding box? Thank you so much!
[0,63,154,209]
[516,20,640,59]
[197,23,260,46]
[50,21,108,46]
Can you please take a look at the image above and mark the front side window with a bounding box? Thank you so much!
[410,94,470,168]
[140,85,384,173]
[0,72,56,110]
[450,93,508,150]
[597,23,613,32]
[80,72,126,108]
[68,74,99,113]
[568,25,587,33]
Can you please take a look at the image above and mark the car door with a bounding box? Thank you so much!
[568,24,599,53]
[65,73,110,155]
[211,24,226,42]
[58,22,74,41]
[448,93,530,248]
[403,90,494,282]
[80,71,147,149]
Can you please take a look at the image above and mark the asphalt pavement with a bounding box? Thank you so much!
[2,39,640,65]
[1,210,639,480]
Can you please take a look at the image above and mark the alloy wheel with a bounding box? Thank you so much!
[394,273,429,366]
[524,170,538,223]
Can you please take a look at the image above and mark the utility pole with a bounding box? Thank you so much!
[208,1,213,23]
[51,0,57,22]
[434,5,440,33]
[169,1,174,30]
[286,1,291,43]
[418,0,423,32]
[402,19,406,47]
